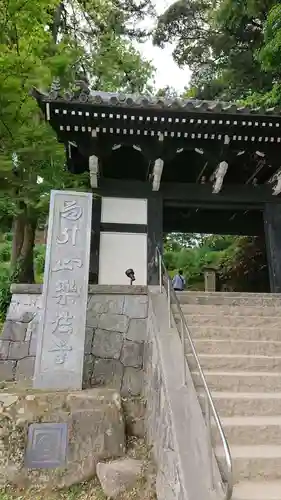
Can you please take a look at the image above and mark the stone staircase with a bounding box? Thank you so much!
[176,292,281,500]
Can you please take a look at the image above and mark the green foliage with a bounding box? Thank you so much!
[164,233,269,292]
[155,0,279,101]
[34,244,45,276]
[0,241,11,263]
[217,236,269,292]
[0,235,45,317]
[0,264,11,320]
[0,0,154,287]
[259,4,281,72]
[164,233,235,286]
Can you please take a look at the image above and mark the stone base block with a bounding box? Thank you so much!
[123,397,145,438]
[1,288,148,396]
[0,388,125,489]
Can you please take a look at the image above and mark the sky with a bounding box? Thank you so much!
[135,0,192,93]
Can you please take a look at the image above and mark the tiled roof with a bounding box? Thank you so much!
[33,87,281,117]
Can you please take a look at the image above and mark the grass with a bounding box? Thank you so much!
[0,473,156,500]
[0,474,155,500]
[0,479,106,500]
[0,439,156,500]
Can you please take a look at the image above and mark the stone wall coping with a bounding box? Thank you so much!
[10,284,148,295]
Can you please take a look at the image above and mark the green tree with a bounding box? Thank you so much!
[155,2,276,291]
[154,0,278,100]
[164,233,200,251]
[0,0,74,281]
[243,3,281,107]
[0,0,154,284]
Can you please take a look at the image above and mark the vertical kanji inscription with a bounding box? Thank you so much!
[33,190,92,390]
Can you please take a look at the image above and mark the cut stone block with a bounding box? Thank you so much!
[84,327,94,354]
[92,329,123,359]
[70,407,125,471]
[0,388,125,489]
[92,358,124,391]
[83,354,94,389]
[123,296,148,319]
[122,367,143,396]
[0,361,15,381]
[9,342,29,360]
[126,319,147,342]
[0,340,10,360]
[15,357,35,382]
[25,317,39,342]
[121,341,144,368]
[123,398,145,438]
[6,309,34,323]
[29,334,37,356]
[2,321,28,342]
[98,314,129,333]
[88,295,124,315]
[97,458,143,498]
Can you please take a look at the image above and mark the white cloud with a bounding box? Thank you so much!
[135,0,192,92]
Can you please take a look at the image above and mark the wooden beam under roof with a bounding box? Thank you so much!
[164,207,263,236]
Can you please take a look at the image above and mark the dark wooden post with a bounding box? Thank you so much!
[263,203,281,293]
[147,194,163,285]
[89,195,101,284]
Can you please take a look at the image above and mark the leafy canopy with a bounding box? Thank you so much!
[154,0,279,101]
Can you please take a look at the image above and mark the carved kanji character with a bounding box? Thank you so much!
[52,310,73,335]
[52,258,82,272]
[54,280,80,305]
[56,225,79,246]
[61,200,83,221]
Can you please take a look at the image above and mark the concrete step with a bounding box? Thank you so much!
[213,416,281,445]
[192,371,281,392]
[189,326,281,341]
[177,292,281,307]
[199,392,281,417]
[233,481,281,500]
[187,354,281,372]
[192,339,281,356]
[216,445,281,481]
[178,303,281,317]
[177,314,281,328]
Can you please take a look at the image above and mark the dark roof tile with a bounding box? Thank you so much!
[32,87,281,117]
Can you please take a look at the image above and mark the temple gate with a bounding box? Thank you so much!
[33,86,281,292]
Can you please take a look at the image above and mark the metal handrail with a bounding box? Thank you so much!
[155,247,233,500]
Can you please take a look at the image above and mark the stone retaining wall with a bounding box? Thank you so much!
[0,285,148,397]
[144,290,216,500]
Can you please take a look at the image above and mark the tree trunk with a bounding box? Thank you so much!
[10,204,26,274]
[17,217,37,284]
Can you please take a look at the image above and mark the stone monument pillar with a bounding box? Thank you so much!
[203,266,217,292]
[33,190,92,390]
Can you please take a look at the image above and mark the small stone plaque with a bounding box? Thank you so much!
[25,423,68,469]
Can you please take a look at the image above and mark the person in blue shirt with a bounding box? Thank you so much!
[172,270,186,291]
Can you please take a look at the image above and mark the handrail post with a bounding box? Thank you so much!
[205,396,214,491]
[181,317,186,386]
[159,252,162,293]
[168,278,171,328]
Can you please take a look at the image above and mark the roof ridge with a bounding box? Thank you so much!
[31,87,281,116]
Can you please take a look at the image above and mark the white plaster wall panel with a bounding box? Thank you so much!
[99,232,147,285]
[101,197,147,225]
